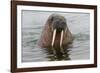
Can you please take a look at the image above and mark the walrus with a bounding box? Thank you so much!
[37,14,73,56]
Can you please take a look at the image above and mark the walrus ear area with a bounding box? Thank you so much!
[51,16,54,21]
[48,16,54,24]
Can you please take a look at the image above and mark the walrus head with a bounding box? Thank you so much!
[38,14,73,58]
[38,14,73,49]
[47,14,67,48]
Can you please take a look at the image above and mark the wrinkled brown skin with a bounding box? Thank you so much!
[37,14,73,48]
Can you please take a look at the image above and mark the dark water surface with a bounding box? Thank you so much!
[21,10,90,62]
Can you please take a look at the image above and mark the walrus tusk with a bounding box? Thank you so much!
[51,29,56,47]
[60,30,65,55]
[60,30,64,48]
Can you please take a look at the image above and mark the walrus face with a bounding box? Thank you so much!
[50,15,67,48]
[51,15,67,32]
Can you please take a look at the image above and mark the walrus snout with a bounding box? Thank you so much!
[52,20,66,32]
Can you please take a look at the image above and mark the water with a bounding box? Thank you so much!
[21,10,90,62]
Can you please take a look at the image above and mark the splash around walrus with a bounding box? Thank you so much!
[37,14,73,56]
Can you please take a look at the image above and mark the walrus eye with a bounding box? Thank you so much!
[51,17,54,22]
[51,17,53,21]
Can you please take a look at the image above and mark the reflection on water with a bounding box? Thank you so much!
[21,10,90,62]
[45,47,70,61]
